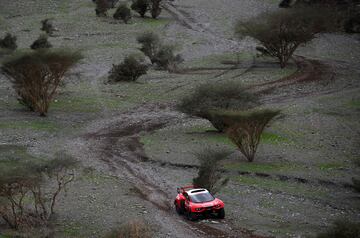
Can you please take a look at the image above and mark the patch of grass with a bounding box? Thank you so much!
[318,162,346,171]
[224,162,301,173]
[346,99,360,109]
[61,222,83,237]
[260,132,290,145]
[51,96,125,112]
[141,18,171,28]
[0,120,60,132]
[183,52,252,68]
[235,175,327,198]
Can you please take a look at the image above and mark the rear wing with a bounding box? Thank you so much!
[177,185,198,194]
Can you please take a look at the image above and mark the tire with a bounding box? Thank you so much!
[187,211,197,221]
[217,208,225,219]
[175,204,183,215]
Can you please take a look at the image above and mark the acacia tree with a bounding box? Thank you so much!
[216,109,280,162]
[1,49,82,116]
[177,82,259,132]
[0,153,78,229]
[236,7,333,68]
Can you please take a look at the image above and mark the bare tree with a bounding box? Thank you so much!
[0,153,78,229]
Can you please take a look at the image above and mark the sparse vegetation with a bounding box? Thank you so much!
[153,44,182,71]
[113,4,132,23]
[214,109,280,162]
[316,219,360,238]
[236,7,334,68]
[108,55,148,82]
[105,220,152,238]
[131,0,149,18]
[178,82,259,132]
[0,33,17,51]
[30,34,52,50]
[0,152,78,229]
[41,19,56,36]
[137,32,161,64]
[193,149,230,194]
[150,0,162,19]
[1,50,82,116]
[95,0,109,17]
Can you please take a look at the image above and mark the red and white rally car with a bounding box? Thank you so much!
[174,186,225,221]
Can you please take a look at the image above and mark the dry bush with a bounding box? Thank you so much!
[193,149,230,194]
[0,33,17,51]
[131,0,150,18]
[30,34,52,50]
[105,220,152,238]
[215,109,280,162]
[108,55,148,82]
[236,7,336,68]
[95,0,109,16]
[41,19,56,36]
[317,219,360,238]
[1,49,82,116]
[113,4,132,23]
[177,82,259,132]
[137,32,161,63]
[150,0,162,19]
[0,153,78,230]
[153,44,182,71]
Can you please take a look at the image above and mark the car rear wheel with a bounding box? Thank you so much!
[217,208,225,219]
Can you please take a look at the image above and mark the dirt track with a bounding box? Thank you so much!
[1,0,360,237]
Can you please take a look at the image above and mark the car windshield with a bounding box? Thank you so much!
[189,192,214,203]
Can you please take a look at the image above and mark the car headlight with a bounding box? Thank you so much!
[195,208,202,211]
[214,204,221,208]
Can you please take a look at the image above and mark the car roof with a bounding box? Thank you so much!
[187,188,210,194]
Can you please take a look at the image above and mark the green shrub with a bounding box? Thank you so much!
[193,149,230,194]
[0,33,17,51]
[236,7,335,68]
[317,219,360,238]
[1,49,82,116]
[131,0,149,18]
[214,109,280,162]
[137,32,161,64]
[113,4,132,23]
[153,44,182,71]
[109,55,148,82]
[177,82,259,132]
[95,0,109,17]
[30,34,52,50]
[105,220,152,238]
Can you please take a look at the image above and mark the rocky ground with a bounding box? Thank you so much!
[0,0,359,237]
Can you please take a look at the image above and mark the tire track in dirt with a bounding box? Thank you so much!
[82,103,263,238]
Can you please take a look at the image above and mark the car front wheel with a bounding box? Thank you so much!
[187,211,197,221]
[217,208,225,219]
[175,204,183,214]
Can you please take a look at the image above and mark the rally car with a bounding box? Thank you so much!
[174,186,225,221]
